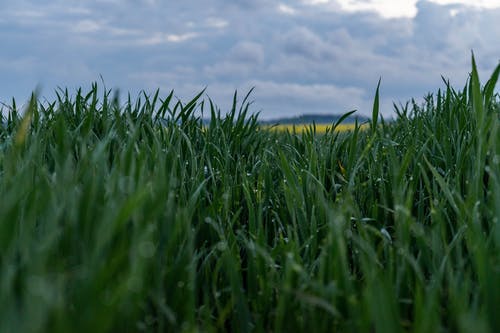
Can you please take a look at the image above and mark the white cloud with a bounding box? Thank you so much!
[333,0,500,19]
[205,17,229,29]
[278,3,297,14]
[139,32,198,45]
[430,0,500,9]
[302,0,331,4]
[336,0,418,18]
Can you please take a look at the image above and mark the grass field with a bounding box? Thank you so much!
[0,55,499,332]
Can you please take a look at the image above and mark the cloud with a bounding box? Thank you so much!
[205,17,229,29]
[430,0,500,9]
[228,0,278,10]
[282,27,335,61]
[229,42,265,64]
[71,19,103,33]
[245,80,369,118]
[138,32,199,45]
[1,0,500,119]
[203,41,265,80]
[336,0,418,18]
[278,3,297,15]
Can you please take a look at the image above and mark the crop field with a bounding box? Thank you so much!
[0,57,499,332]
[262,123,367,133]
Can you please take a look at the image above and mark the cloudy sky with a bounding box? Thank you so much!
[1,0,500,119]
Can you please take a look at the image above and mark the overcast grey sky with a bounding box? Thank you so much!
[1,0,499,119]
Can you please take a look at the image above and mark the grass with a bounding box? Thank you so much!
[0,54,499,332]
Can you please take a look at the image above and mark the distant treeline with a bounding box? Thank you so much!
[258,113,370,125]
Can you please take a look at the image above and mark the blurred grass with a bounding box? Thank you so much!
[0,55,499,332]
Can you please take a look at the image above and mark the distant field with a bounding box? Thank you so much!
[0,56,499,332]
[263,122,369,133]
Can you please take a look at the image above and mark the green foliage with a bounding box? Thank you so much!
[0,56,499,332]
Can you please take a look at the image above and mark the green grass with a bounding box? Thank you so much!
[0,54,499,332]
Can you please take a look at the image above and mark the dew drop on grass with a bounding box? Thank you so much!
[380,228,392,244]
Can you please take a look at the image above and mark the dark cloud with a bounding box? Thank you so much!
[228,42,265,64]
[282,27,336,61]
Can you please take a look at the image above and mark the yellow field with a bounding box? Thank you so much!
[262,123,368,133]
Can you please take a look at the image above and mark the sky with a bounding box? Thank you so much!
[1,0,500,119]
